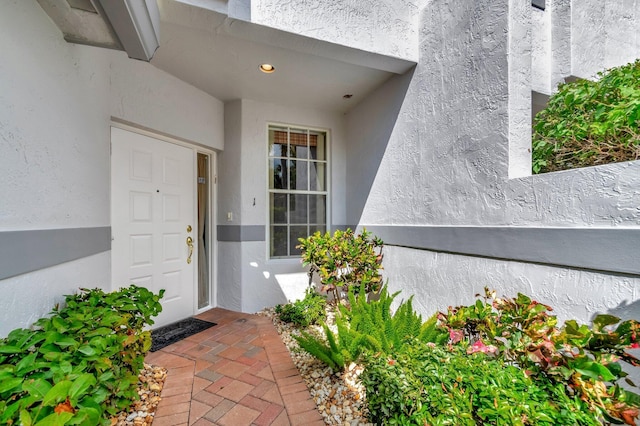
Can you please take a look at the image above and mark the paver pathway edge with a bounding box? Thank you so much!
[145,308,325,426]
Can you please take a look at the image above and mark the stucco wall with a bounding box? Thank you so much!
[0,3,111,231]
[384,246,640,325]
[0,254,111,337]
[219,100,244,225]
[346,0,640,322]
[249,0,422,62]
[238,99,347,227]
[0,0,223,336]
[218,99,346,313]
[351,0,511,227]
[531,0,639,93]
[571,0,640,80]
[530,6,550,94]
[350,0,640,227]
[110,52,224,151]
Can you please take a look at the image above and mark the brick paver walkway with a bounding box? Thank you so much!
[145,308,324,426]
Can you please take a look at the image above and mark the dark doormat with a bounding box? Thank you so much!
[150,318,216,352]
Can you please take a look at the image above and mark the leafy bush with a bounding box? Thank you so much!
[362,341,600,425]
[275,288,326,327]
[440,289,640,425]
[294,285,447,371]
[0,285,163,426]
[532,59,640,174]
[297,228,383,302]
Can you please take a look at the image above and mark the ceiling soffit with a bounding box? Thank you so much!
[152,0,417,112]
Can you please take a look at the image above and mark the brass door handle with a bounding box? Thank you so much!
[186,236,194,264]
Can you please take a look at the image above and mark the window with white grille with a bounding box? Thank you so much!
[267,125,328,258]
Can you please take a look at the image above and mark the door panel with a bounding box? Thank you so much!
[111,127,196,328]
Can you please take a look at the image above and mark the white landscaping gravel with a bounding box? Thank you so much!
[257,306,374,426]
[114,363,166,426]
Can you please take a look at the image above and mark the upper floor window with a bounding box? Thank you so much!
[268,125,328,258]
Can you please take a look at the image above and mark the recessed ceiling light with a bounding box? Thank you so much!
[259,64,275,73]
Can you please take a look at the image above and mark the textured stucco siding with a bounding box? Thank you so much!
[384,246,640,325]
[571,0,640,80]
[0,5,111,231]
[249,0,422,61]
[0,253,111,337]
[346,0,640,322]
[349,0,640,228]
[530,6,550,93]
[217,99,347,313]
[110,52,224,151]
[351,0,511,227]
[217,242,243,311]
[0,0,223,336]
[531,0,639,93]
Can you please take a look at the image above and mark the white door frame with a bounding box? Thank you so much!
[110,120,217,313]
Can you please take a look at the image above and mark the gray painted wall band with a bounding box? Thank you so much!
[217,225,265,242]
[216,225,352,241]
[214,224,638,276]
[363,226,640,276]
[0,227,111,280]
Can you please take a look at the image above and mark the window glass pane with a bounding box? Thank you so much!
[269,159,288,189]
[309,195,326,225]
[268,125,328,258]
[271,226,288,257]
[309,225,326,235]
[269,127,288,157]
[296,145,308,159]
[270,193,287,224]
[310,132,326,160]
[290,226,308,256]
[289,128,307,157]
[289,160,308,191]
[288,144,297,159]
[289,194,308,224]
[309,162,325,191]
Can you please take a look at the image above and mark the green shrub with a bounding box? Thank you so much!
[297,228,383,302]
[294,285,447,371]
[275,288,326,327]
[532,59,640,174]
[0,285,163,425]
[440,289,640,425]
[362,341,600,425]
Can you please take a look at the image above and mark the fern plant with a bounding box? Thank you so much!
[294,285,447,370]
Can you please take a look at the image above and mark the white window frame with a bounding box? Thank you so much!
[266,123,330,259]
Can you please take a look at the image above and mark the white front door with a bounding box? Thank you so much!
[111,127,196,328]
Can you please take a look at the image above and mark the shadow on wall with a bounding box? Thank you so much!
[604,299,640,323]
[345,67,416,225]
[603,298,640,397]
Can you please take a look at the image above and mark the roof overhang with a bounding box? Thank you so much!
[37,0,160,61]
[152,0,417,112]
